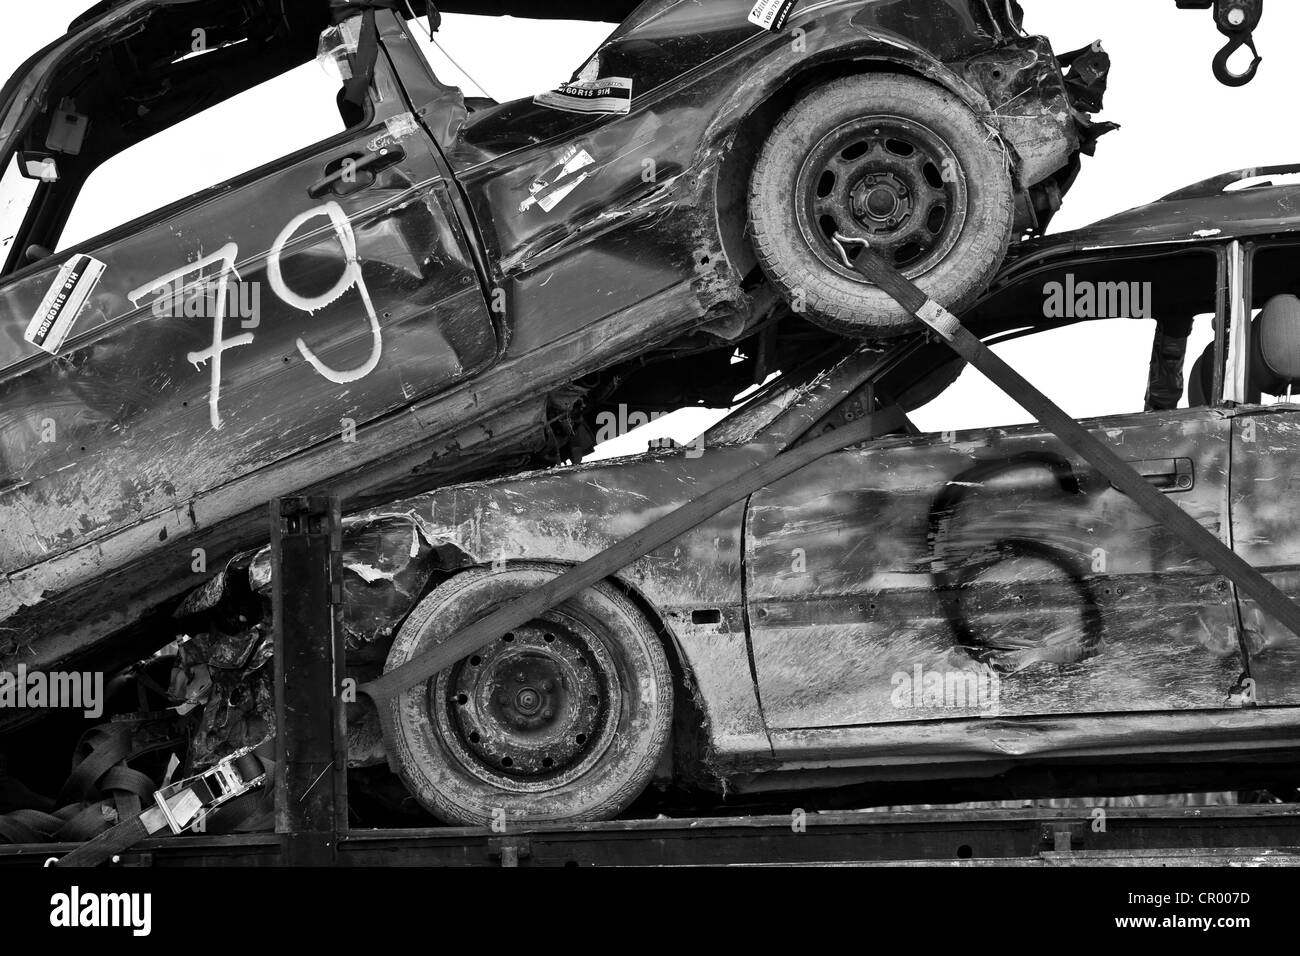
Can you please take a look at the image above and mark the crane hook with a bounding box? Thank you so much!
[1213,31,1262,86]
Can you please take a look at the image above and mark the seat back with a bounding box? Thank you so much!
[1188,341,1216,407]
[1249,294,1300,399]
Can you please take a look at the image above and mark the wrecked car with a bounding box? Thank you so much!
[0,0,1108,687]
[137,170,1300,825]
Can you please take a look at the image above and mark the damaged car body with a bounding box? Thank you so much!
[0,0,1110,689]
[147,171,1300,823]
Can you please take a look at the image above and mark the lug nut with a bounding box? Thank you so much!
[542,709,554,720]
[542,680,555,692]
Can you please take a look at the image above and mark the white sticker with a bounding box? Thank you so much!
[749,0,800,31]
[534,77,633,115]
[520,146,596,213]
[24,254,106,355]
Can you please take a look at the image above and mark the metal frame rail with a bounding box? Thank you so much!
[3,805,1299,866]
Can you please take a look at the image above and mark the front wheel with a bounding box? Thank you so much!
[383,563,673,826]
[749,73,1014,338]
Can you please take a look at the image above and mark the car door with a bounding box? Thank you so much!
[745,260,1243,732]
[0,15,494,574]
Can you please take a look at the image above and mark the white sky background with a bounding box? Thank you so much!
[2,1,1296,457]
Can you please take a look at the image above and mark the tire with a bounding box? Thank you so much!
[749,74,1014,338]
[383,563,673,826]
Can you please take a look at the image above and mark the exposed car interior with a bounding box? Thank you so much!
[861,246,1222,430]
[1246,294,1300,402]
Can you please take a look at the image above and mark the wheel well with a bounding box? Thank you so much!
[715,58,965,282]
[422,559,710,782]
[605,574,713,788]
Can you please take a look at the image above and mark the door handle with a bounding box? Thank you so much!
[308,146,406,199]
[1127,457,1195,493]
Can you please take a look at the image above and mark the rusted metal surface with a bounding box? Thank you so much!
[0,1,1106,688]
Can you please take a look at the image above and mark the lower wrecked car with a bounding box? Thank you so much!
[0,0,1109,683]
[100,172,1300,826]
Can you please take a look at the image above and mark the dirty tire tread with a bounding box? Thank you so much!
[384,563,673,826]
[749,73,1014,338]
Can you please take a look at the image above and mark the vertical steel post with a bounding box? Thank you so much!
[271,496,348,865]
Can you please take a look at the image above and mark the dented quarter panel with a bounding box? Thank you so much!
[437,0,1094,351]
[360,443,776,761]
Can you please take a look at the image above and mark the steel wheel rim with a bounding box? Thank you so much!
[795,114,968,282]
[432,614,621,793]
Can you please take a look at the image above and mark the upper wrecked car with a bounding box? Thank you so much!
[0,0,1107,689]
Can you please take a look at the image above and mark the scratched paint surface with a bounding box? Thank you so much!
[0,46,494,574]
[1229,410,1300,705]
[748,408,1241,727]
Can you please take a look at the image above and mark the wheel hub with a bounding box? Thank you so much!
[796,115,967,278]
[437,620,615,782]
[850,172,912,230]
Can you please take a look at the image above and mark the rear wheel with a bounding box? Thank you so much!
[749,74,1014,338]
[383,563,673,826]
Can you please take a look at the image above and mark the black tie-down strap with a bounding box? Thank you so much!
[53,741,275,868]
[331,1,440,120]
[0,716,185,846]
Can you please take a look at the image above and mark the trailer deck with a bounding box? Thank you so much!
[4,804,1299,867]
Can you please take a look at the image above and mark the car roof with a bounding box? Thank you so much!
[1014,165,1300,258]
